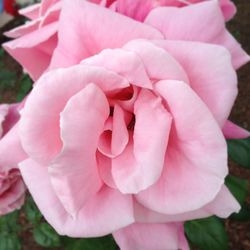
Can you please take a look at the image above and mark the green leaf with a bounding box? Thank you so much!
[33,223,62,248]
[63,235,118,250]
[0,233,21,250]
[185,216,228,250]
[227,138,250,168]
[0,70,16,89]
[24,196,42,225]
[230,203,250,221]
[225,175,248,205]
[16,74,33,102]
[0,211,20,233]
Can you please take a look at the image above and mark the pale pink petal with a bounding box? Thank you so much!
[50,0,163,69]
[135,185,240,223]
[98,104,129,158]
[115,0,153,21]
[112,90,172,194]
[19,3,41,20]
[4,19,41,38]
[223,120,250,139]
[137,80,227,214]
[152,40,237,126]
[113,222,189,250]
[145,1,249,69]
[20,159,134,237]
[82,48,152,89]
[0,194,25,216]
[123,39,189,83]
[0,178,26,215]
[0,125,27,172]
[20,65,128,165]
[40,0,60,16]
[3,22,58,80]
[97,152,117,189]
[48,84,108,217]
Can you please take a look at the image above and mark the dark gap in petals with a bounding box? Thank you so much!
[127,114,136,130]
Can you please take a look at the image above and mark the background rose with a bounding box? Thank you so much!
[0,104,26,216]
[3,0,247,80]
[18,38,241,249]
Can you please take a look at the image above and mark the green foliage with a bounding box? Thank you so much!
[0,234,21,250]
[0,211,21,250]
[185,216,228,250]
[225,175,248,205]
[16,74,32,102]
[24,196,42,225]
[227,138,250,169]
[33,223,62,248]
[63,235,118,250]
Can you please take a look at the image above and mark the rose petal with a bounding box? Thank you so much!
[50,0,163,69]
[49,84,108,217]
[137,80,227,214]
[223,120,250,139]
[3,22,58,80]
[124,39,189,83]
[20,65,128,165]
[112,90,172,194]
[152,40,237,126]
[135,185,240,223]
[113,222,189,250]
[145,1,249,69]
[20,158,134,237]
[82,48,152,89]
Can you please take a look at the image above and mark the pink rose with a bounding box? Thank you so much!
[19,38,240,249]
[4,0,249,139]
[3,0,247,81]
[0,104,26,216]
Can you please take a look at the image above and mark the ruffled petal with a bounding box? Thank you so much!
[50,0,163,69]
[113,222,189,250]
[152,40,237,126]
[112,90,172,193]
[136,80,227,214]
[48,84,108,217]
[20,65,128,165]
[20,159,134,237]
[145,1,249,69]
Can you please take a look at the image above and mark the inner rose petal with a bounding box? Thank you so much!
[98,105,130,158]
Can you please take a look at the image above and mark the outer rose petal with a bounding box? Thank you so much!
[3,22,58,80]
[136,80,228,214]
[49,84,109,217]
[0,125,27,172]
[152,40,237,126]
[135,185,240,223]
[19,159,134,237]
[50,0,163,69]
[0,178,26,215]
[223,120,250,139]
[113,222,189,250]
[20,65,128,165]
[145,1,249,69]
[19,3,41,20]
